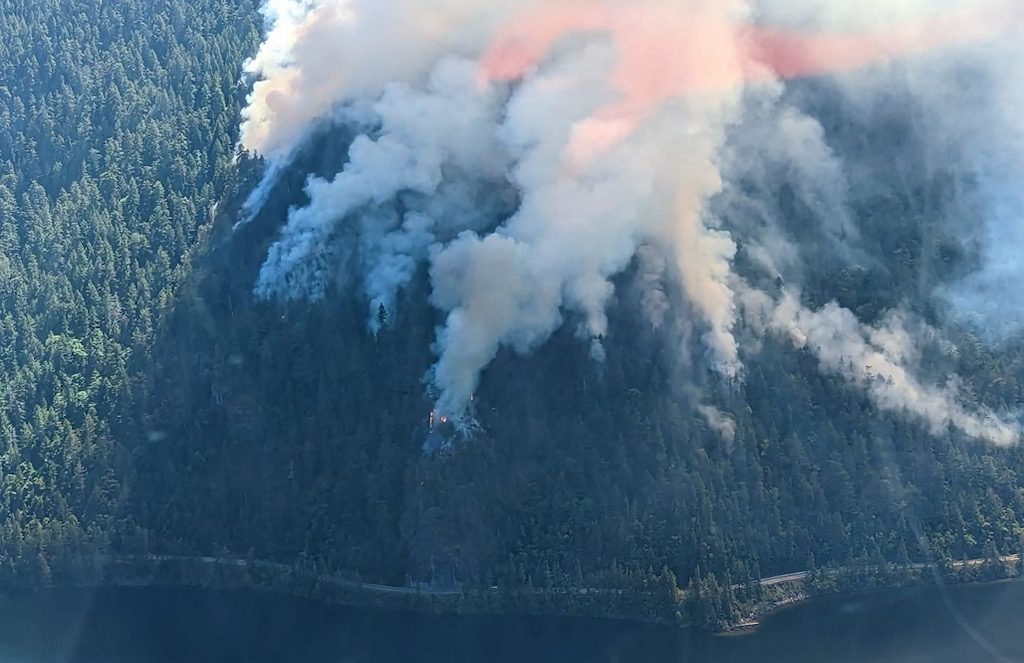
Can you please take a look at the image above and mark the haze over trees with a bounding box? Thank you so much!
[2,0,1024,625]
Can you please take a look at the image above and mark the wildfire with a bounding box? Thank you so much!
[428,410,451,430]
[480,1,1013,165]
[428,394,475,430]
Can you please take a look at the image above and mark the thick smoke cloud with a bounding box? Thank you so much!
[253,59,507,304]
[240,0,1022,444]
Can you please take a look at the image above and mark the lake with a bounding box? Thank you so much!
[1,580,1022,662]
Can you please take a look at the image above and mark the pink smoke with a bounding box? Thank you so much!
[481,1,1014,163]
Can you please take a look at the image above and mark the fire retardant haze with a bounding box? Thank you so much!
[238,0,1023,445]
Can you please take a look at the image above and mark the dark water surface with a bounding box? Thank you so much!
[1,581,1023,662]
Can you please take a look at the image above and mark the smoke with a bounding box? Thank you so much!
[253,58,508,305]
[766,1,1024,339]
[242,0,501,160]
[698,405,738,444]
[742,288,1019,446]
[251,0,752,416]
[237,0,520,222]
[931,43,1024,340]
[715,81,857,282]
[240,0,1022,444]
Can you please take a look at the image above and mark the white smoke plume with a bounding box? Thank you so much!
[241,0,500,159]
[698,405,738,444]
[240,0,1022,443]
[253,58,507,303]
[238,0,512,222]
[742,288,1019,446]
[250,0,752,417]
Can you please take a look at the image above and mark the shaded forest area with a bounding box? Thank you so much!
[2,0,1024,623]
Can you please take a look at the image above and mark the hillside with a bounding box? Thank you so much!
[127,78,1024,596]
[2,0,1023,630]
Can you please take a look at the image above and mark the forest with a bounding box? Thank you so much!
[2,0,1024,629]
[0,0,261,583]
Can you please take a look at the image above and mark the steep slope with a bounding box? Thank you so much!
[2,1,1023,622]
[128,78,1024,594]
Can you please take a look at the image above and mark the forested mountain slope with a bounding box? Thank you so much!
[2,0,1024,621]
[0,0,260,582]
[130,91,1024,594]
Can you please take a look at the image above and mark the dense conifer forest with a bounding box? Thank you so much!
[2,0,1024,625]
[0,0,260,582]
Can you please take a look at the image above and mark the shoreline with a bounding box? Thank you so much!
[724,559,1024,636]
[5,554,681,628]
[3,553,1020,633]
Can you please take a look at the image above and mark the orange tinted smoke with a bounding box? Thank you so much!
[480,2,1012,162]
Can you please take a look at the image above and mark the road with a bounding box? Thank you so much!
[117,554,463,596]
[113,552,1021,598]
[760,571,808,586]
[758,554,1021,588]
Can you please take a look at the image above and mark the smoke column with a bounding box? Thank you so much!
[240,0,1022,443]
